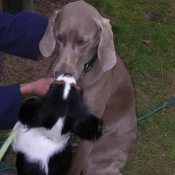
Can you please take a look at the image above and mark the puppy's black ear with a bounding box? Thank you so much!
[72,111,102,141]
[19,83,67,129]
[62,87,102,141]
[18,98,43,127]
[37,83,67,129]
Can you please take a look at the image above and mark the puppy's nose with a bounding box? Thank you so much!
[63,73,72,77]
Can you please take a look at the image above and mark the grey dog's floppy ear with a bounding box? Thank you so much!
[96,18,117,72]
[39,10,59,57]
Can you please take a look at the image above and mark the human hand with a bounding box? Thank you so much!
[20,78,55,97]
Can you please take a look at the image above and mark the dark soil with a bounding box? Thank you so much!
[0,0,74,86]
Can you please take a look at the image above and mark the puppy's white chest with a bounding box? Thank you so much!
[13,118,70,174]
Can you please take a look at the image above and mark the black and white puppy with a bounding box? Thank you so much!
[12,73,102,175]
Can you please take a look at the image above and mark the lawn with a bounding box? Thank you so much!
[91,0,175,174]
[0,0,175,174]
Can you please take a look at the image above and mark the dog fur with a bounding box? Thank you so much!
[39,1,137,174]
[12,74,102,175]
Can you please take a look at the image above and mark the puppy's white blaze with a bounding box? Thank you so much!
[13,118,70,175]
[63,84,71,99]
[56,74,76,84]
[56,74,76,99]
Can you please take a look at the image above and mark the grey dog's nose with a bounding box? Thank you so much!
[63,73,72,77]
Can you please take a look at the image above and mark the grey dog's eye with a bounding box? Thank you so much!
[57,36,62,42]
[78,39,88,46]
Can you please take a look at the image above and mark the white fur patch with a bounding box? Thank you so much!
[63,84,71,99]
[56,74,77,99]
[56,74,76,84]
[13,119,71,175]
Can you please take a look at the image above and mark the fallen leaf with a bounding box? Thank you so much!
[143,40,150,44]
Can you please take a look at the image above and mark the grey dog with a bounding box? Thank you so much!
[39,1,137,174]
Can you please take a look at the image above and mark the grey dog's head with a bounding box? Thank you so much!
[39,0,117,80]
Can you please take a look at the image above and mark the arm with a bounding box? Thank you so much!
[0,78,54,129]
[0,11,48,60]
[0,11,51,129]
[0,84,22,129]
[20,78,55,97]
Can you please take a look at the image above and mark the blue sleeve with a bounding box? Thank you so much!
[0,11,49,60]
[0,84,22,129]
[0,51,1,69]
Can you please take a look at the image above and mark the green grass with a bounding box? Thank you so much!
[1,0,175,174]
[90,0,175,174]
